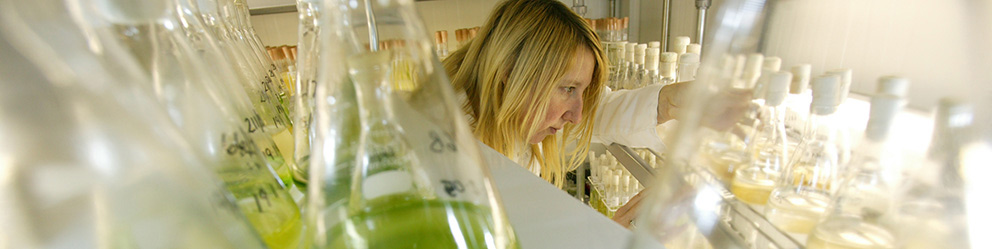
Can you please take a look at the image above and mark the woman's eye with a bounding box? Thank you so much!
[564,87,576,94]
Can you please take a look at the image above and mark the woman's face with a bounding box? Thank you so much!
[527,46,594,144]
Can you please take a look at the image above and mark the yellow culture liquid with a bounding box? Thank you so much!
[218,164,302,249]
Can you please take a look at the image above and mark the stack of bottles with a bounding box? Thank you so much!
[680,51,976,248]
[586,149,652,218]
[267,45,299,94]
[454,27,480,49]
[1,0,521,248]
[601,35,701,91]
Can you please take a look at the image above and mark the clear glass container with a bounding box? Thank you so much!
[730,71,791,205]
[626,0,991,248]
[68,0,303,247]
[765,74,842,234]
[304,0,518,248]
[0,1,266,247]
[291,0,323,189]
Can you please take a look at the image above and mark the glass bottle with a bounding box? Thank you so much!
[434,30,449,59]
[659,52,678,85]
[0,3,265,247]
[889,97,972,249]
[70,0,303,248]
[807,93,905,249]
[178,0,298,189]
[765,74,841,234]
[217,0,294,122]
[731,71,792,205]
[291,0,323,190]
[200,0,299,182]
[230,0,293,103]
[785,64,812,138]
[644,47,660,86]
[305,0,519,248]
[676,53,700,82]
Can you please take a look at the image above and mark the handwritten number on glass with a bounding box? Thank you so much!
[429,131,457,153]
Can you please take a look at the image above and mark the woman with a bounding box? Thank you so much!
[443,0,748,226]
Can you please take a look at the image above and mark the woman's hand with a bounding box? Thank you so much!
[657,81,752,131]
[611,189,649,228]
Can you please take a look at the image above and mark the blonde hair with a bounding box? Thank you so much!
[443,0,606,187]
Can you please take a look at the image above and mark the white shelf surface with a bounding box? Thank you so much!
[480,142,633,249]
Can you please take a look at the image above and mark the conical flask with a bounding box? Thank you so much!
[196,0,297,182]
[304,0,518,247]
[0,4,265,247]
[765,74,842,234]
[730,71,792,205]
[888,97,973,249]
[290,0,323,189]
[67,0,302,248]
[176,0,298,189]
[221,0,292,105]
[196,0,289,125]
[698,53,765,184]
[806,94,905,249]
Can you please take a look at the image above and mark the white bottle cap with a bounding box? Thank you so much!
[625,43,636,62]
[646,48,660,71]
[672,36,691,54]
[686,44,702,54]
[635,44,647,65]
[876,76,910,97]
[810,74,841,114]
[660,52,678,63]
[826,69,853,103]
[866,94,903,141]
[790,64,812,94]
[648,41,661,48]
[762,57,782,72]
[743,53,764,87]
[678,53,700,65]
[764,71,792,106]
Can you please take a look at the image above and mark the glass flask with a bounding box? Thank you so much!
[807,94,904,249]
[888,97,973,249]
[196,0,298,185]
[291,0,323,190]
[627,0,992,248]
[0,3,265,247]
[730,71,791,205]
[176,0,298,189]
[67,0,303,248]
[226,0,293,104]
[765,74,841,234]
[204,0,295,139]
[784,64,812,138]
[304,0,518,248]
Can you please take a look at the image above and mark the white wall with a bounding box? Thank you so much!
[250,0,612,47]
[249,0,991,110]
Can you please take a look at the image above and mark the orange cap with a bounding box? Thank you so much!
[281,46,294,61]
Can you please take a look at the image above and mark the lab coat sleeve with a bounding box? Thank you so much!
[591,84,666,152]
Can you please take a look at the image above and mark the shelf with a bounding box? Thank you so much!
[610,143,804,249]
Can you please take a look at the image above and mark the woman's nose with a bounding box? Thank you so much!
[563,99,583,124]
